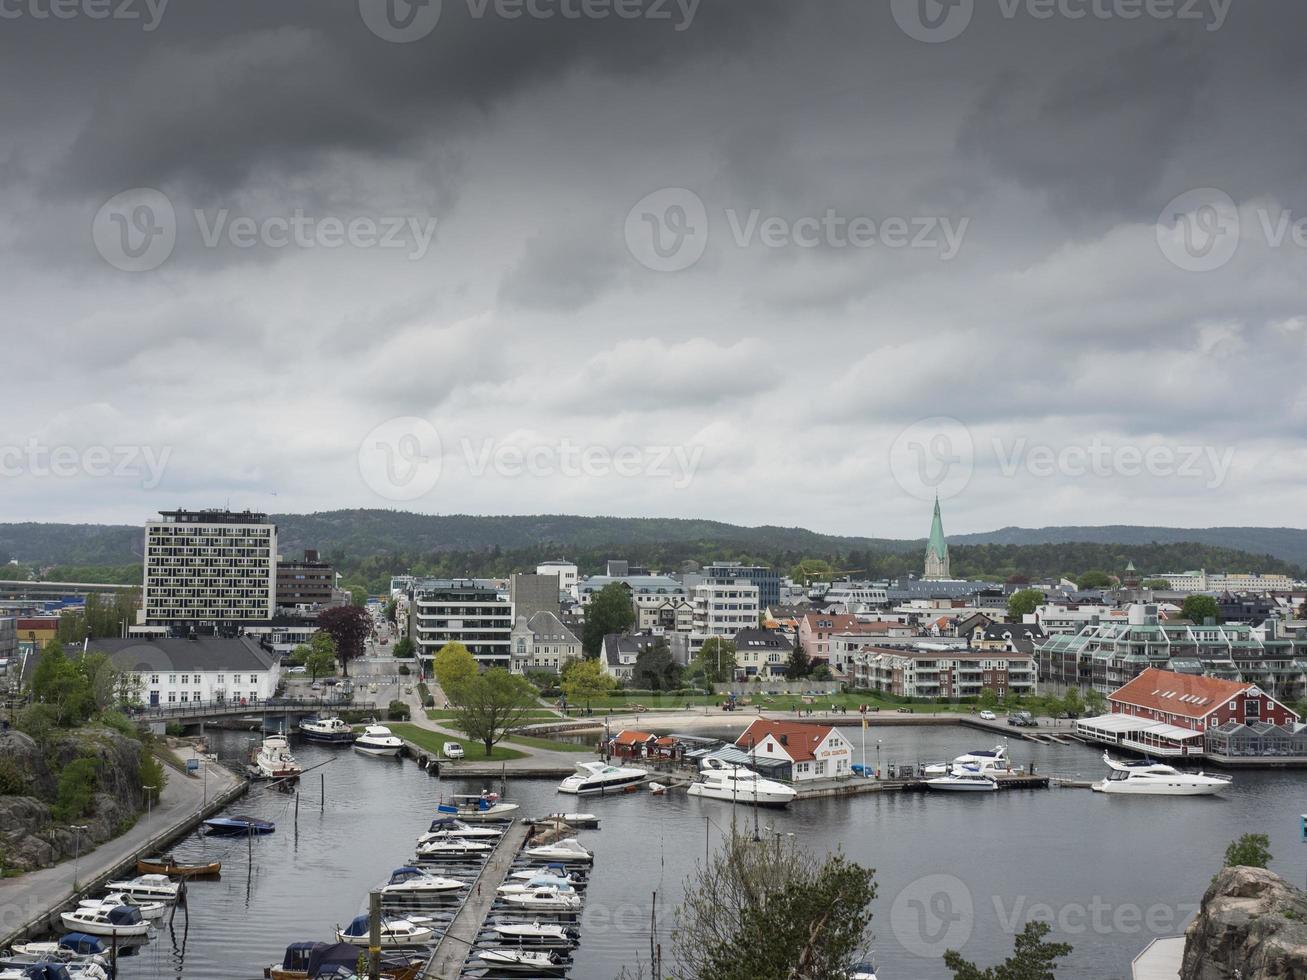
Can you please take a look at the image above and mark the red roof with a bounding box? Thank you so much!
[802,613,860,632]
[1109,668,1251,719]
[735,719,834,763]
[612,730,656,746]
[16,618,59,630]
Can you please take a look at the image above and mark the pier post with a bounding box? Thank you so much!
[367,890,381,980]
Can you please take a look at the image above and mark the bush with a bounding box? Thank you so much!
[140,752,164,806]
[99,710,139,739]
[0,757,29,796]
[164,723,185,738]
[53,757,99,822]
[387,700,411,722]
[416,682,435,709]
[15,704,57,742]
[398,663,411,676]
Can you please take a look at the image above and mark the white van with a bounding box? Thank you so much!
[442,742,465,759]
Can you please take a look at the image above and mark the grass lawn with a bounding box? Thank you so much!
[425,709,561,721]
[388,723,529,762]
[506,733,593,753]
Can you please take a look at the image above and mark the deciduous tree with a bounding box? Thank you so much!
[1181,594,1221,625]
[633,639,681,692]
[316,606,371,677]
[561,657,616,709]
[1224,832,1272,869]
[581,584,636,658]
[433,642,479,699]
[1006,589,1045,622]
[448,669,538,757]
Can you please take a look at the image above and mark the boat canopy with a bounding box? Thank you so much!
[106,905,144,925]
[19,966,74,980]
[306,942,369,977]
[436,804,458,814]
[281,941,327,970]
[342,916,370,937]
[59,933,106,955]
[388,867,424,883]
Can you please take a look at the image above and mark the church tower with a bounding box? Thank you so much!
[924,495,950,580]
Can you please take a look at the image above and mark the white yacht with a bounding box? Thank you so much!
[475,948,569,974]
[557,760,648,796]
[59,905,151,938]
[354,725,403,757]
[924,744,1010,777]
[925,768,999,792]
[78,893,167,921]
[380,866,466,895]
[523,837,593,864]
[490,920,580,947]
[498,873,576,896]
[415,838,494,859]
[103,874,180,902]
[418,817,503,842]
[499,888,584,912]
[254,735,303,779]
[298,715,357,745]
[1091,752,1232,796]
[440,794,520,821]
[686,759,797,807]
[336,915,435,947]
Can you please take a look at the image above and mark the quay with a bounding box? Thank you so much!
[423,820,531,979]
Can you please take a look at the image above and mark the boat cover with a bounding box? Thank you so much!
[106,905,144,925]
[280,942,326,970]
[307,942,368,976]
[388,867,422,883]
[58,934,105,955]
[20,967,73,980]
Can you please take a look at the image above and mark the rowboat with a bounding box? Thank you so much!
[136,856,221,878]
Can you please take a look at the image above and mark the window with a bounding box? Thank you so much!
[167,692,176,703]
[250,674,258,684]
[150,674,159,684]
[168,674,176,684]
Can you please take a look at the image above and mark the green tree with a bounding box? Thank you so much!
[289,643,311,666]
[561,657,616,709]
[317,605,371,676]
[581,584,636,658]
[1181,594,1221,625]
[1084,689,1107,716]
[433,642,479,699]
[1142,578,1172,589]
[693,638,737,685]
[978,688,999,710]
[1075,570,1114,589]
[944,921,1072,980]
[393,636,416,658]
[448,669,538,757]
[633,639,681,692]
[304,645,337,681]
[785,641,812,681]
[30,642,95,727]
[812,663,832,681]
[52,757,99,822]
[1224,833,1272,869]
[1007,589,1045,622]
[384,598,397,623]
[1061,688,1084,718]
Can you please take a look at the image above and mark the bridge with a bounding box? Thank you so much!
[128,697,383,725]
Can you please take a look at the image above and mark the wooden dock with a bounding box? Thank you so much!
[422,820,530,979]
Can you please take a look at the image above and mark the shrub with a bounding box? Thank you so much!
[398,663,411,676]
[164,723,185,738]
[52,757,99,822]
[0,757,29,796]
[139,752,164,806]
[387,700,411,722]
[99,710,139,739]
[15,704,57,742]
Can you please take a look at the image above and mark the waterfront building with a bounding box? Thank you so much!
[88,635,281,707]
[735,719,853,781]
[923,496,950,580]
[510,610,581,674]
[850,646,1035,700]
[143,509,277,628]
[535,560,579,597]
[732,627,792,679]
[408,578,513,668]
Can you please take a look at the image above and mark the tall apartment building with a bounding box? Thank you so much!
[276,549,337,611]
[702,562,780,609]
[143,510,276,627]
[691,575,759,653]
[409,579,514,668]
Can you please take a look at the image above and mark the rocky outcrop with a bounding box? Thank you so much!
[1182,866,1307,980]
[0,726,147,873]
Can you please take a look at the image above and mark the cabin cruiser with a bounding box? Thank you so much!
[557,761,648,796]
[523,838,593,864]
[354,725,404,757]
[1091,752,1232,796]
[489,920,580,948]
[4,935,112,978]
[507,865,584,888]
[924,745,1010,777]
[267,942,426,980]
[298,716,358,745]
[381,867,466,895]
[924,768,999,792]
[336,915,435,947]
[532,812,600,828]
[686,759,797,807]
[415,838,494,859]
[498,873,577,896]
[78,892,168,920]
[499,888,584,912]
[254,735,303,779]
[59,904,150,937]
[474,948,569,974]
[104,874,180,901]
[437,794,519,821]
[0,962,110,980]
[418,818,502,842]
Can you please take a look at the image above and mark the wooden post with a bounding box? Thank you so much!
[368,890,382,980]
[320,772,325,812]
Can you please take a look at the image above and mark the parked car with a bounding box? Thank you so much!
[443,742,465,759]
[1008,711,1036,727]
[979,709,996,721]
[287,665,307,674]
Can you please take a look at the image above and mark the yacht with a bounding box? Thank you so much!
[438,794,520,821]
[103,874,181,901]
[59,905,151,938]
[415,838,495,859]
[498,873,577,896]
[254,735,303,779]
[354,725,404,757]
[1091,752,1232,796]
[418,817,503,841]
[475,948,569,974]
[298,716,357,745]
[523,838,593,864]
[499,888,584,912]
[686,759,797,807]
[924,768,999,792]
[924,745,1010,777]
[381,866,466,895]
[336,916,436,947]
[557,760,648,796]
[78,893,167,921]
[490,920,580,948]
[507,867,583,888]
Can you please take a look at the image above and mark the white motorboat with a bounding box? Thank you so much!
[508,866,583,887]
[415,838,495,859]
[686,759,797,807]
[103,874,180,901]
[849,960,878,979]
[924,744,1011,777]
[475,948,569,973]
[0,962,111,980]
[381,866,467,895]
[532,812,600,828]
[557,761,648,796]
[336,915,435,946]
[78,892,168,921]
[254,735,303,779]
[438,794,520,821]
[298,715,357,745]
[498,874,576,896]
[59,905,151,938]
[1091,751,1232,796]
[499,888,584,912]
[490,920,580,947]
[925,768,999,792]
[523,838,593,864]
[354,725,404,756]
[417,817,503,842]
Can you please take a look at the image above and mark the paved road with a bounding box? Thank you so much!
[0,748,243,945]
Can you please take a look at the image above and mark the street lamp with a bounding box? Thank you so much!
[71,824,89,890]
[143,783,159,823]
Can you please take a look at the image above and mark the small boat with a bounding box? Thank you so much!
[925,768,999,792]
[253,735,303,779]
[104,874,181,901]
[381,867,466,895]
[436,794,519,822]
[415,838,494,859]
[849,960,878,979]
[9,935,106,960]
[523,838,593,864]
[648,782,667,795]
[489,920,580,947]
[336,915,435,947]
[924,744,1011,777]
[531,813,600,829]
[508,863,586,887]
[59,905,150,938]
[686,759,797,807]
[136,855,221,878]
[498,874,576,896]
[475,948,569,974]
[203,816,275,836]
[557,761,648,796]
[265,941,426,980]
[298,716,358,745]
[0,963,110,980]
[499,887,584,912]
[417,817,503,842]
[78,893,168,921]
[354,725,404,757]
[1091,751,1233,796]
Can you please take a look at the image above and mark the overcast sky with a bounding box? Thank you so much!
[2,0,1305,537]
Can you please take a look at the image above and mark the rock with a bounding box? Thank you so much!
[1182,866,1307,980]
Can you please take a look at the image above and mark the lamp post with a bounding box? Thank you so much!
[143,784,158,823]
[71,824,89,891]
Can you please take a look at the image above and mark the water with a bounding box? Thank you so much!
[104,727,1307,980]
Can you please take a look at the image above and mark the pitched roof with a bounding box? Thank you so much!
[86,636,277,673]
[732,628,790,650]
[521,610,580,645]
[613,730,656,745]
[735,719,835,763]
[1109,667,1251,719]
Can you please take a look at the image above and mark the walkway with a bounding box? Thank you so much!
[0,746,244,947]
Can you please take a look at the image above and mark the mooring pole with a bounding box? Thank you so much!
[321,772,325,813]
[368,890,382,980]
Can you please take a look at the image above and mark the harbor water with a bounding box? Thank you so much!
[105,727,1307,980]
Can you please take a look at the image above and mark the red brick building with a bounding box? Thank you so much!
[1108,667,1298,733]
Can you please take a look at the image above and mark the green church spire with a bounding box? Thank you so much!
[924,495,950,579]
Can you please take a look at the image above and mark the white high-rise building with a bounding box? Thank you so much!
[535,560,579,597]
[691,576,759,653]
[142,510,277,627]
